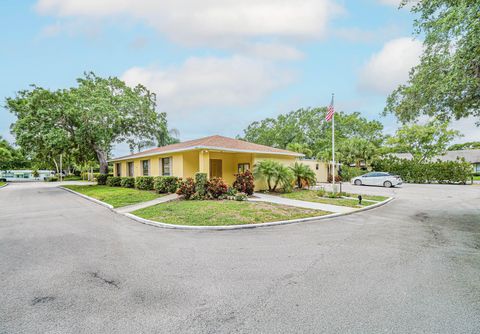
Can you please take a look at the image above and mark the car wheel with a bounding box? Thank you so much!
[354,179,362,186]
[383,181,392,188]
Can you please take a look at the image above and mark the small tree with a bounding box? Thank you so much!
[290,162,316,189]
[254,160,293,192]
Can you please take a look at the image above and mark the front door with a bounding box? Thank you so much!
[209,159,222,178]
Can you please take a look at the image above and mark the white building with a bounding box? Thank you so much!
[0,170,54,182]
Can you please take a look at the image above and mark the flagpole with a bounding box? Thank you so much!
[331,93,335,193]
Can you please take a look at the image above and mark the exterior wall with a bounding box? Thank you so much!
[113,151,332,191]
[252,154,297,190]
[299,160,329,183]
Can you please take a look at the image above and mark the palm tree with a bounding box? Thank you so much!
[290,162,316,189]
[254,160,294,192]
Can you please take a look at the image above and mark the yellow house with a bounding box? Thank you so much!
[110,135,329,189]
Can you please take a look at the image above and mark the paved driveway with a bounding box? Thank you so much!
[1,182,479,333]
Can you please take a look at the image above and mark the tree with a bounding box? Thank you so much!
[7,72,174,174]
[337,137,378,167]
[448,141,480,150]
[253,160,293,192]
[241,107,384,158]
[385,1,480,124]
[286,143,313,158]
[290,162,316,189]
[386,120,460,162]
[0,136,30,170]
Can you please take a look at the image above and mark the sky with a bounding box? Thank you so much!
[1,0,478,156]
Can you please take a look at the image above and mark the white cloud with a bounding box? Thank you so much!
[35,0,342,47]
[358,37,423,94]
[121,55,294,118]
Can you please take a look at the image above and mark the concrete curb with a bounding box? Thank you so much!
[124,197,394,231]
[0,183,8,189]
[59,186,115,211]
[58,185,394,231]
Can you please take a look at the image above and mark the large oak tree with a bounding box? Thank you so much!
[6,72,172,174]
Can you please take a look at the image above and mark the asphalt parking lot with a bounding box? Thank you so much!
[0,182,479,333]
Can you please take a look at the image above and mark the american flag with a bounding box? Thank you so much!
[325,95,334,122]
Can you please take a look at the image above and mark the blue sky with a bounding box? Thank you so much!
[1,0,477,156]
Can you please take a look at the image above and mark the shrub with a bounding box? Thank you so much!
[96,174,108,185]
[233,170,255,195]
[207,177,228,199]
[154,176,179,193]
[120,177,135,188]
[290,162,316,189]
[106,176,122,187]
[135,176,154,190]
[195,173,208,196]
[176,177,196,199]
[372,157,472,184]
[340,166,364,182]
[327,174,342,183]
[45,176,58,182]
[316,188,326,197]
[235,192,248,201]
[226,186,238,196]
[326,191,347,198]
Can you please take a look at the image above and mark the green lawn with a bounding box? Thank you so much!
[280,190,388,208]
[63,185,164,208]
[473,175,480,181]
[133,200,330,226]
[0,181,6,187]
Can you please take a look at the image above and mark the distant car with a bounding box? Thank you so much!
[352,172,402,188]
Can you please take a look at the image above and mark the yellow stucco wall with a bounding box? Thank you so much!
[299,160,329,183]
[112,150,330,191]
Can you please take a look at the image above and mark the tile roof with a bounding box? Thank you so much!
[111,135,303,161]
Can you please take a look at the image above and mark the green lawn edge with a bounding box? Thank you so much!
[279,190,389,208]
[132,200,330,226]
[63,184,164,208]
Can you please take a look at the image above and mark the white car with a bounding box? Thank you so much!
[352,172,402,188]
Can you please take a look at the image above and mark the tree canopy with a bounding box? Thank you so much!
[385,1,480,124]
[240,107,384,166]
[448,141,480,150]
[6,72,175,174]
[386,120,460,162]
[0,136,29,170]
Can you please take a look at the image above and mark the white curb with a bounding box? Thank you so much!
[59,185,394,231]
[59,186,114,210]
[0,183,7,189]
[124,197,394,231]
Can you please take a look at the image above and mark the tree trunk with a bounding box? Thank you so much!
[297,177,302,189]
[52,158,59,174]
[93,146,109,175]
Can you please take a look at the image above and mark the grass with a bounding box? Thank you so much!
[63,185,164,208]
[473,175,480,181]
[279,190,388,208]
[0,181,6,187]
[133,200,330,226]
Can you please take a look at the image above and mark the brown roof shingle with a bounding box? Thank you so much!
[111,135,303,161]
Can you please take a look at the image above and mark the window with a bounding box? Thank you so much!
[162,157,171,176]
[115,163,121,177]
[127,162,134,177]
[237,163,250,173]
[210,159,222,178]
[142,160,150,176]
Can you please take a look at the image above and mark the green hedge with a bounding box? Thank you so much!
[194,173,208,196]
[154,176,179,193]
[339,166,365,182]
[135,176,154,190]
[106,176,122,187]
[96,174,108,185]
[372,157,472,184]
[120,177,135,188]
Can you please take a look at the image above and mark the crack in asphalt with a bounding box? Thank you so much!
[89,271,120,289]
[31,296,55,306]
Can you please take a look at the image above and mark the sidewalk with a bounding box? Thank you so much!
[115,193,179,213]
[249,193,356,214]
